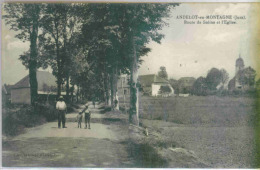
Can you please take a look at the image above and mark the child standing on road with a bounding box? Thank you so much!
[84,105,91,129]
[77,112,83,128]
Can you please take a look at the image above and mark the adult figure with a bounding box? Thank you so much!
[56,96,67,128]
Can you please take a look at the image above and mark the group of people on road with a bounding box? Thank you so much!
[77,104,91,129]
[55,96,91,129]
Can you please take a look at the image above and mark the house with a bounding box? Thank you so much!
[117,74,130,98]
[10,71,66,104]
[2,84,14,106]
[228,55,256,91]
[139,74,174,96]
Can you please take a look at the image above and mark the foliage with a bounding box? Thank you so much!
[3,3,43,105]
[238,66,256,87]
[205,68,222,90]
[192,76,207,96]
[220,68,229,87]
[169,78,179,93]
[159,86,172,94]
[40,4,82,96]
[158,66,168,80]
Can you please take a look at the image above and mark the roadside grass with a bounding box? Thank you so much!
[126,140,168,168]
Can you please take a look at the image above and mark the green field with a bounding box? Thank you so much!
[137,96,257,127]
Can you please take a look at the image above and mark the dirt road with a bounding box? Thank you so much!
[2,103,134,167]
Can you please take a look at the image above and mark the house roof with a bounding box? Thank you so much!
[139,74,169,87]
[12,71,57,91]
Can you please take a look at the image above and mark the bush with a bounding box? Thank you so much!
[36,104,57,121]
[2,104,60,136]
[2,106,46,136]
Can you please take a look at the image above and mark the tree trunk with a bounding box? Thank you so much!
[55,37,62,97]
[110,67,119,110]
[63,11,69,101]
[114,66,119,110]
[29,5,40,106]
[107,75,111,106]
[129,40,139,126]
[76,84,79,102]
[110,71,115,110]
[121,74,127,113]
[66,75,70,101]
[70,84,74,103]
[103,72,108,105]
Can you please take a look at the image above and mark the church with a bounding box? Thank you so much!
[228,55,256,91]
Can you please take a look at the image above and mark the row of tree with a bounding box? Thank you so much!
[167,66,257,96]
[4,3,178,125]
[159,66,230,95]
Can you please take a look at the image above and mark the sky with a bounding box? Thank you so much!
[2,3,260,85]
[139,3,260,80]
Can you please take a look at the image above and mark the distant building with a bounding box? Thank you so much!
[117,74,174,97]
[2,84,14,105]
[117,74,130,98]
[10,71,66,104]
[139,74,174,96]
[228,55,256,91]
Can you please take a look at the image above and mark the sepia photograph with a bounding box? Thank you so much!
[1,1,260,168]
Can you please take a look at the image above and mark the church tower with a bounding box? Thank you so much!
[235,54,244,89]
[235,54,244,74]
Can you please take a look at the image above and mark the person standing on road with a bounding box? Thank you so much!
[84,105,91,129]
[56,96,67,128]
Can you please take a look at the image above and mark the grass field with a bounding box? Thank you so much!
[133,95,257,127]
[119,95,258,167]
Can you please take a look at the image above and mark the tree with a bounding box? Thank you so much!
[4,3,42,105]
[192,77,207,96]
[159,85,171,95]
[205,68,222,90]
[40,4,66,96]
[40,4,82,98]
[220,68,229,88]
[118,4,177,125]
[80,4,116,106]
[256,78,260,91]
[158,66,168,80]
[169,78,179,94]
[238,66,256,88]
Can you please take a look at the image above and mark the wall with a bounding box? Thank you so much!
[152,84,161,96]
[11,88,31,104]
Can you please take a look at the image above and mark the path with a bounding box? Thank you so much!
[2,102,133,167]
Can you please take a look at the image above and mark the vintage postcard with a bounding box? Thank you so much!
[1,1,260,168]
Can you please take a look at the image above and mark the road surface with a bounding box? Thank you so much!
[2,103,134,167]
